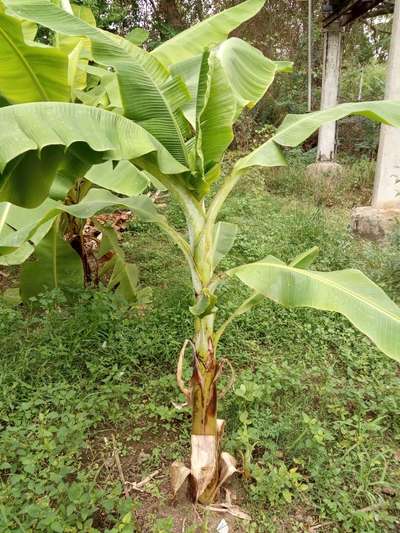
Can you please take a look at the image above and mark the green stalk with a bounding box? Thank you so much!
[133,158,205,246]
[187,209,223,503]
[157,218,203,294]
[154,178,231,503]
[205,170,241,237]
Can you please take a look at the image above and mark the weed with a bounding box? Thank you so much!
[0,168,399,531]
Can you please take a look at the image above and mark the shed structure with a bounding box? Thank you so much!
[317,0,395,163]
[313,0,400,238]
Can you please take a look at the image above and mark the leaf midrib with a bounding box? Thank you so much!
[0,23,49,101]
[248,261,400,323]
[0,202,11,233]
[93,41,189,166]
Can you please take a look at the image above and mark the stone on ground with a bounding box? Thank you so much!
[351,206,400,240]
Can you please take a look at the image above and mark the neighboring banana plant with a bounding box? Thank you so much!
[0,184,154,303]
[0,0,399,506]
[0,0,152,303]
[0,163,151,303]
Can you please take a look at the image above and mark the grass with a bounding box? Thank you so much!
[0,155,399,532]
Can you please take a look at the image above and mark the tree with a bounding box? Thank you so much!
[1,0,399,504]
[81,0,141,35]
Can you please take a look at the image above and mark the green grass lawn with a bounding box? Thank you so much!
[0,160,399,532]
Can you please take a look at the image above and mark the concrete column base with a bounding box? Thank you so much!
[306,162,343,181]
[351,206,400,240]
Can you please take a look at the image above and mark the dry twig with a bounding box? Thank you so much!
[126,469,160,492]
[111,434,129,499]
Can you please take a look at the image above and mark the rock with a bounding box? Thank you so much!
[351,206,400,240]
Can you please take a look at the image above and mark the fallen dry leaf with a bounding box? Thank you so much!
[205,503,251,521]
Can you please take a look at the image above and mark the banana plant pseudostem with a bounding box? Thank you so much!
[0,0,399,504]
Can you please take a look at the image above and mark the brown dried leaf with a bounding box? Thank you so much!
[217,419,225,441]
[218,452,237,487]
[205,503,251,521]
[381,486,396,496]
[95,210,132,232]
[209,451,237,502]
[224,505,251,521]
[170,461,191,496]
[128,469,160,493]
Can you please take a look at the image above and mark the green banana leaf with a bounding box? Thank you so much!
[229,256,400,362]
[64,189,161,222]
[56,1,96,54]
[126,28,149,46]
[82,65,122,109]
[173,50,236,193]
[0,155,149,261]
[172,38,287,130]
[195,52,235,174]
[20,19,38,42]
[85,161,149,197]
[151,0,266,67]
[67,40,86,94]
[235,101,400,172]
[20,220,84,301]
[0,226,51,265]
[216,37,292,117]
[289,246,319,269]
[74,70,115,107]
[5,0,192,166]
[169,38,288,194]
[48,153,93,201]
[1,191,155,302]
[0,4,69,102]
[57,3,97,93]
[0,199,58,256]
[0,214,53,265]
[170,54,205,129]
[0,189,163,257]
[0,102,186,207]
[212,221,238,269]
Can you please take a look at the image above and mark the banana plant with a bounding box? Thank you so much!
[0,164,151,303]
[0,0,154,303]
[1,0,400,506]
[0,186,157,303]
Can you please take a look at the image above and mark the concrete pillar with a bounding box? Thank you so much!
[352,0,400,239]
[317,25,342,162]
[372,0,400,208]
